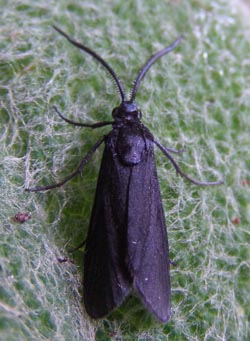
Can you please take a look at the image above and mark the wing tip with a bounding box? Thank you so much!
[133,280,171,323]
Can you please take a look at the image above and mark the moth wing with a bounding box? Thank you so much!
[83,146,132,319]
[127,144,171,323]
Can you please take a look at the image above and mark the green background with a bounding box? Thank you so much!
[1,0,249,340]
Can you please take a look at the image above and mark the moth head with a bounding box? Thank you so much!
[112,101,142,121]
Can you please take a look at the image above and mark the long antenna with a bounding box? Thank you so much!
[130,36,183,102]
[52,25,126,102]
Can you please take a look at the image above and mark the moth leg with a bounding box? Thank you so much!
[159,144,185,154]
[53,106,114,129]
[25,136,105,192]
[153,138,185,154]
[67,240,86,253]
[169,259,177,266]
[154,140,223,186]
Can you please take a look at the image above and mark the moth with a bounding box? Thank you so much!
[26,26,222,322]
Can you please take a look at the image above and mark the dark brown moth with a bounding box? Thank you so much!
[26,26,222,322]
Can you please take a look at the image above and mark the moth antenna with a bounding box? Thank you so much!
[107,71,126,99]
[130,36,183,102]
[53,25,126,102]
[128,80,137,102]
